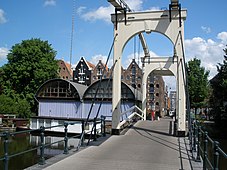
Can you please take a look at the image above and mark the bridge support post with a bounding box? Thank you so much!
[112,30,122,135]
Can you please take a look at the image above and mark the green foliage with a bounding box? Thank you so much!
[0,94,31,118]
[210,46,227,123]
[0,38,59,116]
[187,58,210,109]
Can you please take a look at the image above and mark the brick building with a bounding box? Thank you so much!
[57,59,73,80]
[72,57,166,117]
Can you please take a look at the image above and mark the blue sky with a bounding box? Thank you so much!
[0,0,227,88]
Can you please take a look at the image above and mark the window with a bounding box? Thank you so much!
[132,66,136,75]
[156,102,159,106]
[132,84,136,88]
[97,67,102,75]
[156,93,159,97]
[156,84,159,88]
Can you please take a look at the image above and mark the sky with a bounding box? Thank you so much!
[0,0,227,90]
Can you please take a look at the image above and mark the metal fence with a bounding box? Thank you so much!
[189,120,227,170]
[0,117,106,170]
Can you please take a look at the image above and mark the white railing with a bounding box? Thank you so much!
[119,105,144,128]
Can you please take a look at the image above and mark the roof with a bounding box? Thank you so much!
[64,61,73,76]
[86,61,95,70]
[96,60,108,71]
[83,78,142,101]
[57,59,73,77]
[35,78,88,100]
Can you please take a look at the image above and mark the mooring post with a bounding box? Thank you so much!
[213,141,220,170]
[102,116,106,137]
[81,120,85,146]
[94,118,97,141]
[203,131,208,170]
[3,132,9,170]
[195,125,201,162]
[64,122,69,154]
[193,122,196,152]
[39,126,45,165]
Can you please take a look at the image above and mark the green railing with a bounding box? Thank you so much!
[0,117,106,170]
[190,120,227,170]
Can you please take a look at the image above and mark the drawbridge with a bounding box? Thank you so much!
[109,0,187,136]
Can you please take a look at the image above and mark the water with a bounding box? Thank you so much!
[0,134,79,170]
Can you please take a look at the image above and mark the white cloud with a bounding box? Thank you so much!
[148,7,161,11]
[0,47,9,61]
[81,5,114,23]
[44,0,56,7]
[90,54,113,68]
[0,9,7,24]
[79,0,143,23]
[77,6,86,15]
[217,32,227,44]
[125,0,143,11]
[185,32,227,79]
[201,26,211,34]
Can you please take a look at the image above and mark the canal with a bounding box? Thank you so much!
[0,134,79,170]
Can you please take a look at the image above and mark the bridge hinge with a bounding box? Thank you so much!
[115,7,128,30]
[169,3,182,27]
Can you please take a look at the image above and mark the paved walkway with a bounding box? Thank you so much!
[33,118,202,170]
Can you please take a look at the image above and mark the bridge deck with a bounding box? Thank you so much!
[41,118,202,170]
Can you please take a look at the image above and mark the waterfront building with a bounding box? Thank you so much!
[31,78,141,132]
[57,59,73,80]
[91,60,109,84]
[169,91,177,112]
[72,57,166,118]
[72,57,95,86]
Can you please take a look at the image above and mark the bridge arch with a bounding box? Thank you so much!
[111,9,187,136]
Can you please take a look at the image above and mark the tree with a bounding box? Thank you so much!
[0,94,31,118]
[187,58,210,113]
[0,38,59,115]
[210,46,227,123]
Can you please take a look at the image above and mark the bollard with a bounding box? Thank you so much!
[63,122,69,154]
[81,120,85,146]
[195,126,201,162]
[193,123,196,152]
[213,141,220,170]
[39,126,45,165]
[203,131,208,170]
[3,132,9,170]
[101,116,104,136]
[94,118,97,141]
[103,116,106,137]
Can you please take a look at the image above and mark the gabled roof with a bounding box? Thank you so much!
[86,60,95,70]
[95,60,108,71]
[64,61,73,76]
[126,59,141,71]
[58,59,73,77]
[74,57,95,70]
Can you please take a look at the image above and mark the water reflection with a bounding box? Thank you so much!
[0,134,79,170]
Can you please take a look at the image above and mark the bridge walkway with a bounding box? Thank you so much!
[42,118,202,170]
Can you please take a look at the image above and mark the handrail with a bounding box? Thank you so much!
[118,105,144,128]
[0,117,105,170]
[120,105,144,117]
[190,120,227,170]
